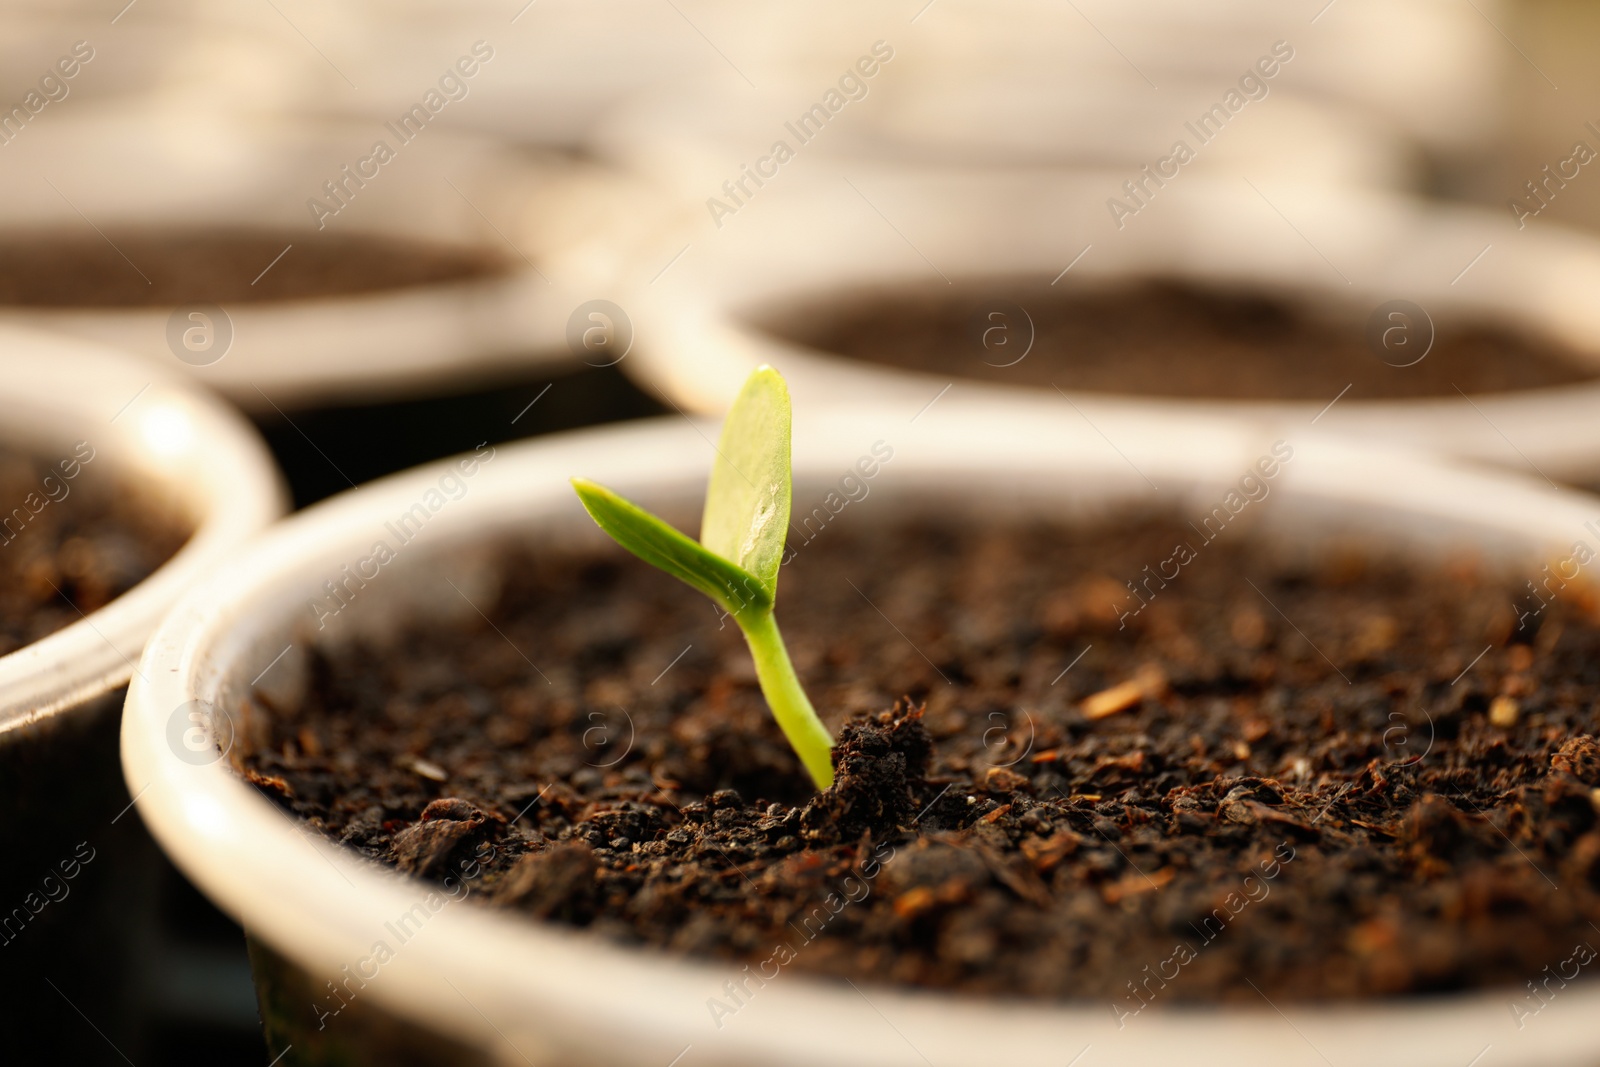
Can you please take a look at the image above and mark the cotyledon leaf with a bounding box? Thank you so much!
[571,478,772,619]
[699,365,792,603]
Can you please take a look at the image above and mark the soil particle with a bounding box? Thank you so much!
[389,798,501,877]
[800,705,932,843]
[1553,736,1600,785]
[494,843,600,920]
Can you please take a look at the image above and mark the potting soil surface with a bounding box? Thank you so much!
[0,450,190,655]
[768,279,1598,401]
[0,229,507,306]
[242,515,1600,1003]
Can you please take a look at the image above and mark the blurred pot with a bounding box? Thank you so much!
[0,325,283,1057]
[0,2,301,116]
[624,170,1600,483]
[125,405,1600,1066]
[594,0,1514,194]
[0,102,662,410]
[598,73,1413,200]
[1487,0,1600,231]
[259,0,714,149]
[888,0,1506,159]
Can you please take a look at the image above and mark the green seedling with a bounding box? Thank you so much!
[571,366,834,789]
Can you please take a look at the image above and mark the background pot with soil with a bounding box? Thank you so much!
[125,399,1600,1066]
[0,325,283,1061]
[625,170,1600,484]
[0,102,666,410]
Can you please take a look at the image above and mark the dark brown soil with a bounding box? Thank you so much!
[0,449,190,653]
[240,512,1600,1004]
[766,279,1598,400]
[0,230,507,307]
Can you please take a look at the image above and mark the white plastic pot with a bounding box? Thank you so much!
[0,327,286,736]
[887,0,1507,158]
[266,0,722,148]
[0,323,283,1055]
[593,0,1512,194]
[0,0,394,123]
[624,170,1600,482]
[126,401,1600,1066]
[597,76,1414,201]
[0,102,660,410]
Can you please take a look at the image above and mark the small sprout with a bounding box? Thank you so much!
[571,366,834,789]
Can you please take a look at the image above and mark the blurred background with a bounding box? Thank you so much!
[0,0,1593,1060]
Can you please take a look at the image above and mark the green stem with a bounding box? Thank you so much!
[739,611,834,790]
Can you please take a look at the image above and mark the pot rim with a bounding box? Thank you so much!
[0,322,285,741]
[125,402,1600,1066]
